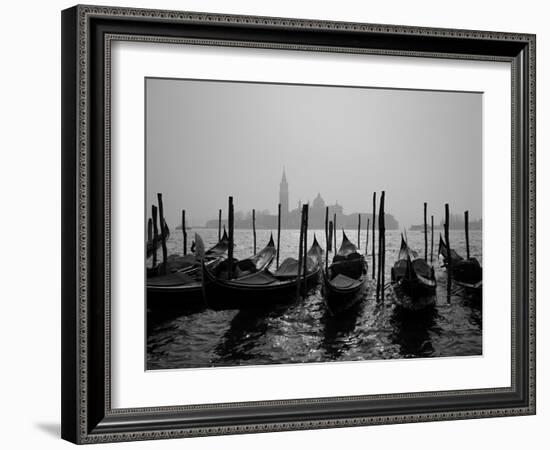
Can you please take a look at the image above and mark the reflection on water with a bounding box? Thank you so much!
[389,307,441,358]
[321,299,363,360]
[147,229,482,369]
[214,309,276,364]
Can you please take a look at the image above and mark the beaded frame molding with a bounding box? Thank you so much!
[61,4,536,444]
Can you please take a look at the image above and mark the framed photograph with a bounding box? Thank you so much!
[61,5,536,444]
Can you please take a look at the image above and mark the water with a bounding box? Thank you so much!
[147,229,482,369]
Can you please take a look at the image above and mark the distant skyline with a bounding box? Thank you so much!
[203,176,399,230]
[146,78,482,229]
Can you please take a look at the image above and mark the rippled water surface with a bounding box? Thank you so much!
[147,229,482,370]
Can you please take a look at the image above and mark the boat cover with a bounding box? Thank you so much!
[330,274,360,289]
[229,271,279,286]
[330,257,364,279]
[274,256,316,278]
[392,258,433,280]
[452,258,482,284]
[411,258,433,279]
[166,254,197,271]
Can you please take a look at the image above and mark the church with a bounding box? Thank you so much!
[278,169,344,229]
[205,169,398,230]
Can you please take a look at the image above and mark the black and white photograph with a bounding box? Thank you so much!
[145,78,483,370]
[54,3,537,446]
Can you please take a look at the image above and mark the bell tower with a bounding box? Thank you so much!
[279,168,289,214]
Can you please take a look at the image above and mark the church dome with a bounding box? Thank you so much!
[312,192,325,210]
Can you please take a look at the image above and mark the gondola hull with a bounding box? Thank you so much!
[391,237,436,311]
[323,262,367,315]
[323,274,367,315]
[438,235,482,295]
[450,259,483,296]
[322,232,368,315]
[454,278,483,297]
[146,258,224,312]
[146,231,231,313]
[204,268,321,311]
[392,277,436,311]
[203,237,323,311]
[147,282,205,312]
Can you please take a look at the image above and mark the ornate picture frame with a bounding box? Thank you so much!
[61,5,535,444]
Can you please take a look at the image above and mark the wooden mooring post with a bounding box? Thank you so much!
[296,205,305,300]
[381,192,386,301]
[227,196,234,279]
[152,205,158,267]
[376,191,386,302]
[430,215,434,263]
[366,218,370,256]
[328,220,333,252]
[444,203,452,303]
[252,209,257,254]
[218,209,222,240]
[302,204,309,297]
[333,213,337,254]
[157,193,168,274]
[147,218,152,243]
[424,202,428,261]
[464,210,470,259]
[357,213,361,249]
[324,206,329,273]
[381,191,386,301]
[372,192,376,279]
[276,203,281,269]
[181,209,187,255]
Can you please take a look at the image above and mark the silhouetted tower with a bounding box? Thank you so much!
[279,168,289,214]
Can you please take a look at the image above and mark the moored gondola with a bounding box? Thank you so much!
[167,228,230,274]
[438,235,482,293]
[149,228,229,278]
[322,231,368,315]
[146,230,230,312]
[391,235,436,310]
[201,234,323,311]
[210,233,277,281]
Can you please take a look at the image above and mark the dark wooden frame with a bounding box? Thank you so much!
[61,4,536,444]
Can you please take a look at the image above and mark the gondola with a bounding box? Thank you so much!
[148,228,229,278]
[391,235,436,310]
[146,230,230,311]
[438,235,482,293]
[322,231,368,315]
[201,233,323,311]
[167,229,230,273]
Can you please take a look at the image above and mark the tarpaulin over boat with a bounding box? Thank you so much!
[274,257,317,278]
[228,271,279,286]
[166,254,197,271]
[330,273,360,289]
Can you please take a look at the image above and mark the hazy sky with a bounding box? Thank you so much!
[146,78,482,228]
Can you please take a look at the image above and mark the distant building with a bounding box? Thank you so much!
[312,193,325,210]
[279,168,289,214]
[205,169,399,230]
[439,214,482,230]
[410,214,481,231]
